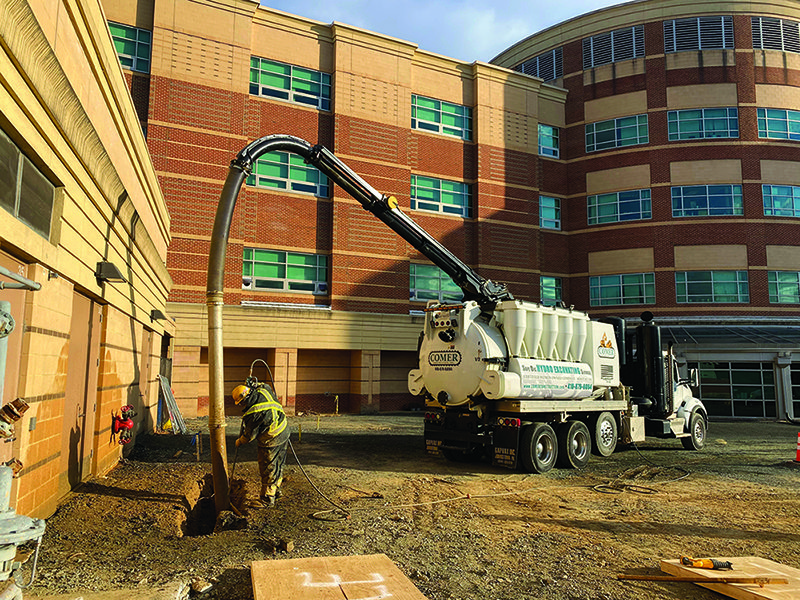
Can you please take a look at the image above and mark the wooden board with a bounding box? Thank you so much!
[661,557,800,600]
[252,554,429,600]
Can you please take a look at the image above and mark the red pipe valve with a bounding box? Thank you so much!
[111,405,137,444]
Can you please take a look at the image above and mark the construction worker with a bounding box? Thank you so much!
[232,383,290,507]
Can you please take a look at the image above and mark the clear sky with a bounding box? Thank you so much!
[259,0,634,63]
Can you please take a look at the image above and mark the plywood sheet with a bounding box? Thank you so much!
[252,554,429,600]
[661,557,800,600]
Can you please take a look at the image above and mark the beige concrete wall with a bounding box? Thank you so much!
[766,246,800,270]
[756,84,800,109]
[0,0,173,516]
[674,245,749,270]
[670,160,742,185]
[585,91,647,123]
[588,248,654,275]
[761,160,800,185]
[101,0,154,30]
[753,49,800,72]
[583,58,646,86]
[587,165,650,195]
[665,50,736,71]
[667,83,738,110]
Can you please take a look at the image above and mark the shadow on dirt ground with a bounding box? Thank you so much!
[24,414,800,600]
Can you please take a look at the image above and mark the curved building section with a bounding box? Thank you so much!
[493,0,800,421]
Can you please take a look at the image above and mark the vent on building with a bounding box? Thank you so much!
[513,47,563,81]
[664,16,734,52]
[582,25,644,69]
[753,16,800,53]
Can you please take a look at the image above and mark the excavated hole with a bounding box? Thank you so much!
[182,474,248,536]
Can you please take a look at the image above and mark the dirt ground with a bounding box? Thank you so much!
[23,413,800,600]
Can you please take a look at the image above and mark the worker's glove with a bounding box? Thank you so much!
[235,436,247,447]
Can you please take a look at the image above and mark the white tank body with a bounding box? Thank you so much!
[408,300,620,406]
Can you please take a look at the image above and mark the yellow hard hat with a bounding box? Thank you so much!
[232,385,250,404]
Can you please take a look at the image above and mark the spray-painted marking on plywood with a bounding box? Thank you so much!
[298,572,393,599]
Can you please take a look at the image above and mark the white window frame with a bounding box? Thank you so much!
[242,248,328,295]
[671,185,743,217]
[410,264,462,303]
[538,124,559,158]
[245,151,329,197]
[668,108,739,140]
[540,276,562,306]
[763,184,800,217]
[590,272,655,306]
[108,21,152,74]
[587,189,651,225]
[768,271,800,303]
[675,270,749,304]
[757,108,800,140]
[664,16,734,53]
[411,94,472,141]
[582,25,645,69]
[585,115,649,152]
[249,57,331,111]
[410,175,471,218]
[539,196,561,230]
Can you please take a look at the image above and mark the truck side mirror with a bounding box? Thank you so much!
[689,368,699,387]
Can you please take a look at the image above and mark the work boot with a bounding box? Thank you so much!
[259,495,276,507]
[275,488,282,499]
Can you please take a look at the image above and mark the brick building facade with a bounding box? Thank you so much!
[102,0,567,417]
[493,0,800,420]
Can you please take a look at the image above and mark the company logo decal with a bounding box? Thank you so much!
[428,350,462,367]
[597,333,616,359]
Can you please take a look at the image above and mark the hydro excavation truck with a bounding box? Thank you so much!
[218,135,708,474]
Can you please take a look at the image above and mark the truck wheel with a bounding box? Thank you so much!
[520,423,558,473]
[556,420,591,469]
[591,412,618,457]
[681,411,706,451]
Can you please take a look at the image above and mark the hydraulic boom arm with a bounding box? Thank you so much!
[232,134,512,307]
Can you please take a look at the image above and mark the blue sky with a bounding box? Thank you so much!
[259,0,631,62]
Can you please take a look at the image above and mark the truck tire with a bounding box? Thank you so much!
[556,420,591,469]
[591,412,618,457]
[520,423,558,473]
[681,411,707,451]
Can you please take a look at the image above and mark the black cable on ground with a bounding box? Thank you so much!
[592,439,691,495]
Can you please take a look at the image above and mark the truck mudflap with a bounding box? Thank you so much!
[492,418,522,468]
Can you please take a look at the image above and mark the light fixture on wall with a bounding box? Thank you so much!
[150,309,167,322]
[95,261,126,284]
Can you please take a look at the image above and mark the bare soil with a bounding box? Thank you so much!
[25,414,800,600]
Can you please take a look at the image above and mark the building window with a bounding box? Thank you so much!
[752,17,800,53]
[763,184,800,217]
[664,16,734,53]
[757,108,800,140]
[668,108,738,140]
[108,22,151,73]
[768,271,800,303]
[513,48,563,81]
[585,115,648,152]
[539,196,561,230]
[249,57,331,111]
[587,189,651,225]
[689,361,776,419]
[410,264,462,303]
[410,175,471,217]
[540,276,562,306]
[675,271,749,303]
[582,25,645,69]
[411,94,472,141]
[0,129,54,239]
[538,124,559,158]
[242,248,328,294]
[590,273,655,306]
[245,151,329,197]
[671,185,743,217]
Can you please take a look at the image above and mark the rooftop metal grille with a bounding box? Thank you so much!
[513,47,563,81]
[752,16,800,53]
[664,16,734,52]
